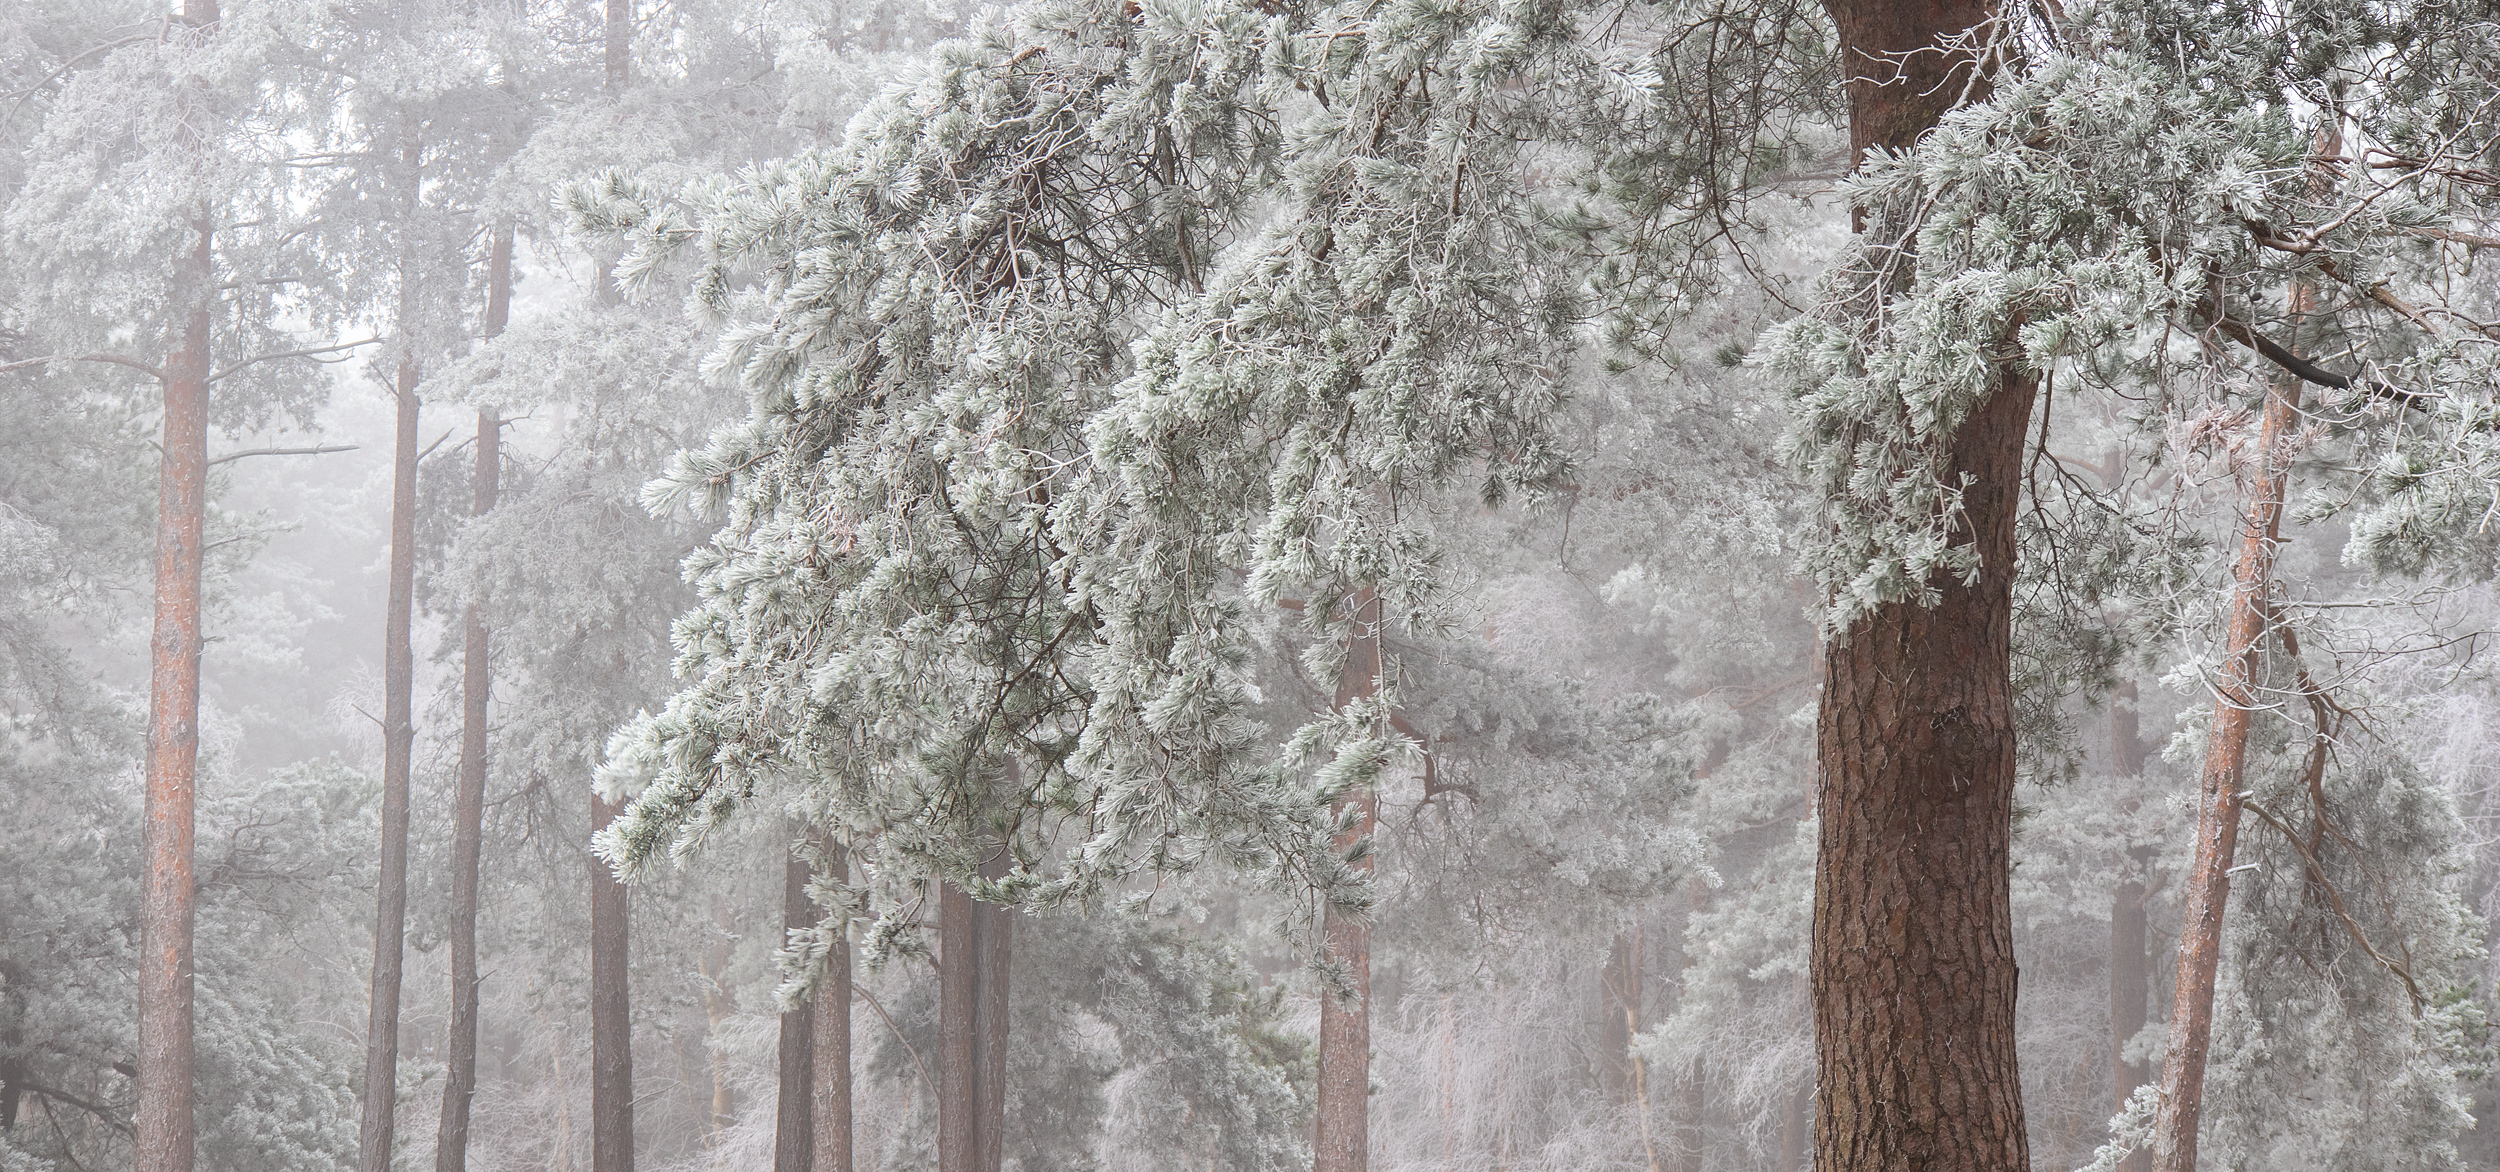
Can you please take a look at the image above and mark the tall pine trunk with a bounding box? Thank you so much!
[812,840,852,1172]
[136,207,214,1172]
[937,848,1011,1172]
[1598,927,1642,1102]
[436,223,510,1172]
[1810,2,2032,1170]
[774,837,815,1172]
[2151,361,2305,1172]
[357,125,426,1172]
[1316,587,1382,1172]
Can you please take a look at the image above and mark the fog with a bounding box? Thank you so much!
[6,2,2500,1172]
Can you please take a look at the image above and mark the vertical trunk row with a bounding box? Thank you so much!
[357,124,426,1172]
[136,207,215,1172]
[1811,2,2032,1170]
[2151,366,2306,1172]
[436,223,509,1172]
[774,839,816,1172]
[936,848,1012,1172]
[812,840,853,1172]
[1315,587,1382,1172]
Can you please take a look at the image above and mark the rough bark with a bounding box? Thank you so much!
[936,847,1012,1172]
[1810,2,2032,1170]
[1316,587,1382,1172]
[937,878,976,1172]
[775,837,816,1172]
[973,850,1011,1172]
[590,794,636,1172]
[2151,371,2303,1172]
[436,223,508,1172]
[136,207,214,1172]
[811,840,853,1172]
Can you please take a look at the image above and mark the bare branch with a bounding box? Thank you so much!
[208,444,358,466]
[0,353,166,380]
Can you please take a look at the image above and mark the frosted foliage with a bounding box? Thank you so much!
[1767,0,2500,630]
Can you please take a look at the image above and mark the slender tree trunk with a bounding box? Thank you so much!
[1599,927,1642,1101]
[137,208,214,1172]
[775,837,816,1172]
[590,794,636,1172]
[1316,587,1382,1172]
[1780,1086,1809,1172]
[811,840,852,1172]
[436,222,509,1172]
[357,123,427,1172]
[1811,3,2032,1171]
[2107,681,2151,1172]
[2150,361,2305,1172]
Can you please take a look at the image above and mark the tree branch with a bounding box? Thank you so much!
[210,336,379,382]
[208,444,358,466]
[0,353,166,380]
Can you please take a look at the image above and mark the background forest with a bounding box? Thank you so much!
[4,0,2500,1171]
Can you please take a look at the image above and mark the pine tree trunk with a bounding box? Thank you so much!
[1316,587,1382,1172]
[937,880,977,1172]
[357,124,427,1172]
[1811,3,2032,1170]
[973,849,1011,1172]
[2107,681,2150,1172]
[590,793,636,1172]
[811,840,852,1172]
[436,221,509,1172]
[775,838,816,1172]
[2150,370,2304,1172]
[136,208,214,1172]
[1599,927,1642,1101]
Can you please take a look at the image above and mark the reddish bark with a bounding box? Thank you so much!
[136,210,213,1172]
[436,223,510,1172]
[1316,587,1382,1172]
[811,841,853,1172]
[2152,370,2303,1172]
[775,838,815,1172]
[1811,2,2032,1170]
[936,848,1012,1172]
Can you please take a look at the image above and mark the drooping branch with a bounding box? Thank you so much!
[2241,799,2426,1012]
[0,352,167,380]
[2196,294,2432,410]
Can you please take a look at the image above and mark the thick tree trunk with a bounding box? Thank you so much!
[137,209,214,1172]
[1811,3,2031,1171]
[811,841,853,1172]
[938,879,976,1172]
[1316,587,1382,1172]
[357,125,427,1172]
[590,794,636,1172]
[436,223,508,1172]
[937,847,1012,1172]
[2151,372,2302,1172]
[973,849,1011,1172]
[775,838,816,1172]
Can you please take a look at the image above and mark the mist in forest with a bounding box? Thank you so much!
[6,2,2500,1172]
